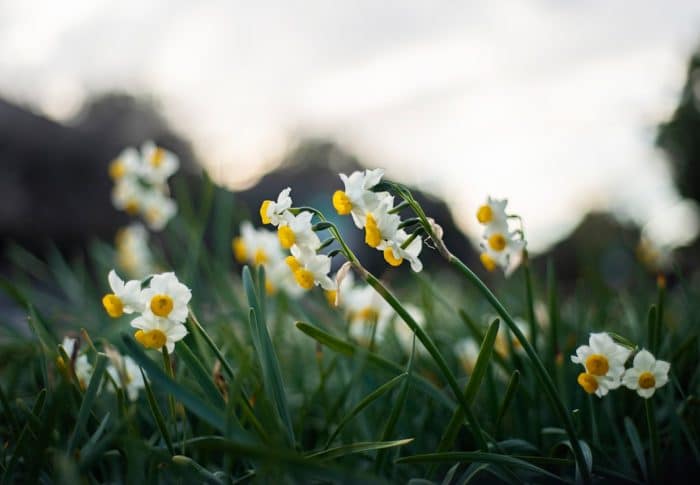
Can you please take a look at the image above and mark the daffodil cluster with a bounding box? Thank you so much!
[109,141,178,231]
[59,337,145,401]
[328,272,426,353]
[332,169,423,272]
[475,197,526,275]
[571,332,670,399]
[257,189,335,292]
[116,223,155,278]
[101,270,191,353]
[232,221,304,297]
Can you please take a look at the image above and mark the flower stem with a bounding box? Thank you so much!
[363,271,488,451]
[645,398,660,483]
[445,253,592,484]
[162,347,178,436]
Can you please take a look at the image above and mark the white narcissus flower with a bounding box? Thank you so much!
[363,197,400,248]
[106,354,146,401]
[140,272,191,324]
[286,245,334,291]
[102,270,145,318]
[379,229,423,272]
[622,349,670,399]
[131,314,188,353]
[454,338,480,374]
[116,223,155,278]
[141,191,177,231]
[108,147,142,181]
[479,231,525,275]
[476,197,508,229]
[260,188,292,226]
[393,303,428,355]
[571,332,632,397]
[140,141,179,184]
[61,337,79,359]
[111,177,147,216]
[277,211,321,251]
[333,168,390,229]
[74,355,94,390]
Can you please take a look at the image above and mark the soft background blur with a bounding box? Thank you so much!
[2,0,700,275]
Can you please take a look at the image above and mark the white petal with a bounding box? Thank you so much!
[638,387,655,399]
[108,270,124,293]
[633,349,656,371]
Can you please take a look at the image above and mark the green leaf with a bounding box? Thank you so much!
[325,372,407,447]
[142,368,175,455]
[122,336,231,435]
[624,417,647,481]
[67,353,108,453]
[396,452,565,482]
[495,370,520,434]
[435,318,500,458]
[295,322,455,411]
[308,438,414,462]
[175,341,226,409]
[243,266,295,447]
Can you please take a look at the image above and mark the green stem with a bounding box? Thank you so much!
[645,399,660,483]
[364,271,488,451]
[523,253,542,444]
[446,254,591,484]
[162,347,178,436]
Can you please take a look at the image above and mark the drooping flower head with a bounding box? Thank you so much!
[277,210,321,251]
[131,313,188,353]
[116,223,155,278]
[379,229,423,272]
[476,197,508,228]
[102,270,145,318]
[286,245,335,291]
[140,141,179,184]
[333,168,389,229]
[260,188,292,226]
[622,349,670,399]
[106,354,146,402]
[571,332,631,397]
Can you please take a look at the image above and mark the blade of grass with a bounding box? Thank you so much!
[309,438,414,462]
[324,372,407,448]
[495,370,520,436]
[295,322,454,411]
[243,266,294,446]
[67,353,108,453]
[142,368,175,455]
[624,416,647,481]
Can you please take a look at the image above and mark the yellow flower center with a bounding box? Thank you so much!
[278,225,296,249]
[254,249,268,266]
[383,247,403,267]
[480,253,496,272]
[364,214,381,248]
[357,307,379,321]
[151,147,165,167]
[332,190,352,215]
[293,268,315,290]
[232,237,247,263]
[476,205,493,224]
[285,255,301,272]
[150,294,174,317]
[259,200,273,224]
[325,290,337,306]
[134,329,167,350]
[585,354,609,376]
[638,371,656,389]
[109,159,126,180]
[577,372,599,394]
[265,280,276,295]
[488,233,507,252]
[145,208,161,225]
[125,200,140,215]
[102,294,124,318]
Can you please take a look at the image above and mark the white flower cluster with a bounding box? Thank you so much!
[475,197,525,276]
[256,189,335,292]
[109,141,178,231]
[102,270,190,353]
[232,221,305,297]
[572,332,670,399]
[333,169,423,272]
[116,223,155,278]
[330,273,426,354]
[60,337,145,401]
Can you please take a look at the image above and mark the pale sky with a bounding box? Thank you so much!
[2,0,700,252]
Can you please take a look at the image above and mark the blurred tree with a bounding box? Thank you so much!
[657,50,700,204]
